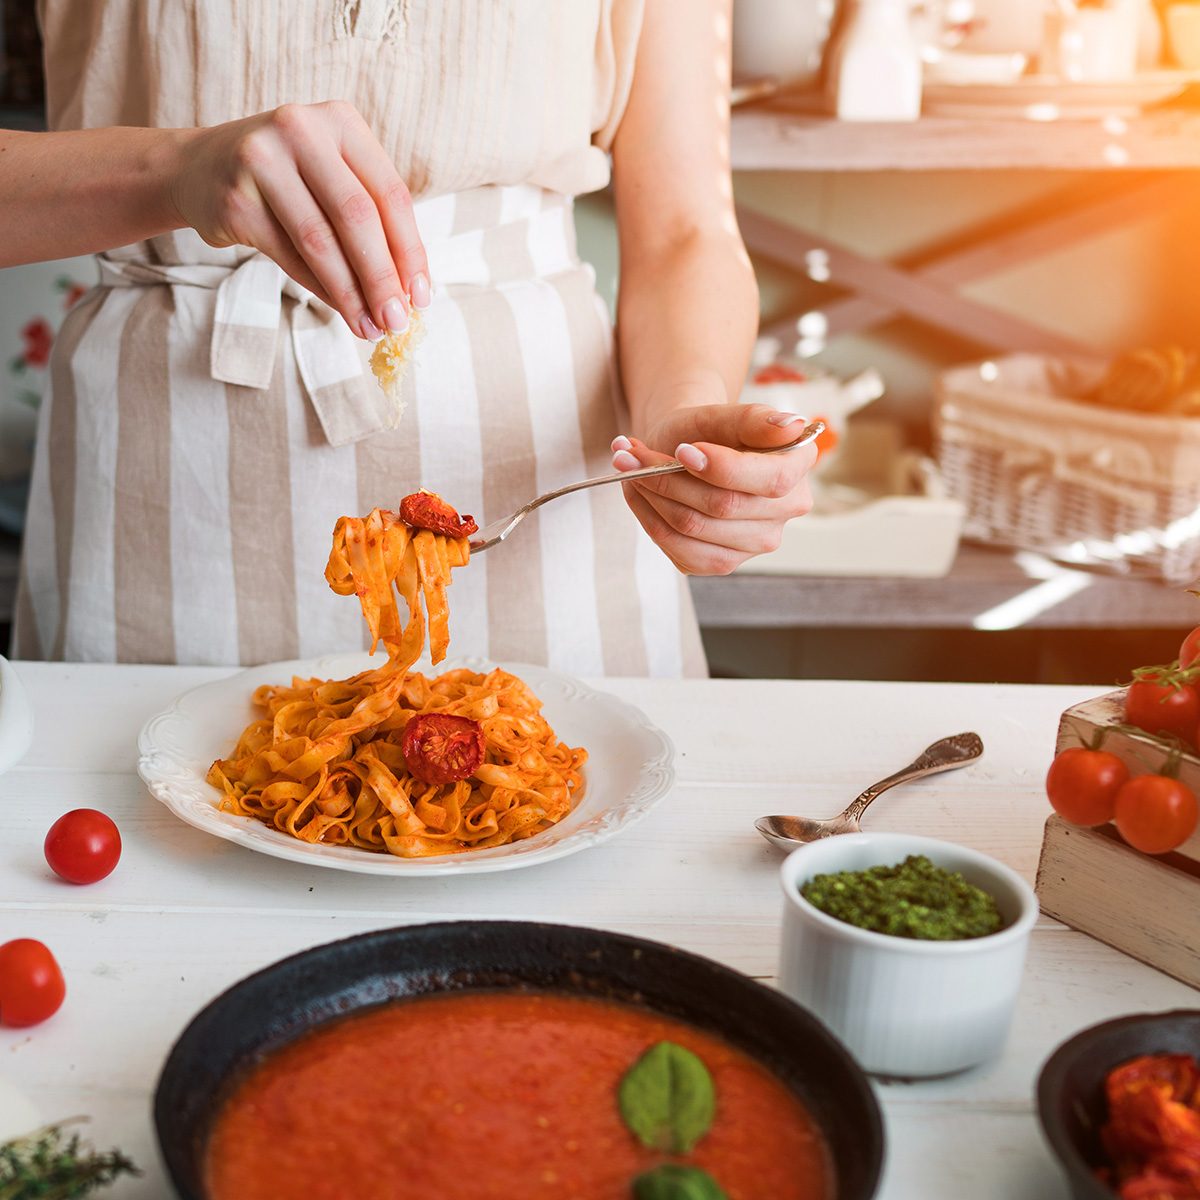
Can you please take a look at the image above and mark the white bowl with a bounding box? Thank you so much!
[778,832,1038,1078]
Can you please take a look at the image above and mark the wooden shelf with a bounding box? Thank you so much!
[731,104,1200,172]
[691,544,1199,630]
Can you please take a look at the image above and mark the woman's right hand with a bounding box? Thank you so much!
[170,100,429,341]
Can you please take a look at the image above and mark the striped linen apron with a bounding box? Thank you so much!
[13,184,707,676]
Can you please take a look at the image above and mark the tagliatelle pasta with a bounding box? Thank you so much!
[206,498,587,858]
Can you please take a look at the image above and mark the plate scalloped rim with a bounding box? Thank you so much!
[137,653,675,877]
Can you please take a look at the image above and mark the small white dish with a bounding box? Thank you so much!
[0,656,34,775]
[924,50,1029,87]
[137,653,675,877]
[778,832,1038,1077]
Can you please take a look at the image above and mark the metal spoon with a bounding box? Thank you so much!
[755,732,984,852]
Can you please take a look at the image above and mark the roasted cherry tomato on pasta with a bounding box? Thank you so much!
[1045,747,1129,827]
[398,492,479,539]
[1113,774,1199,855]
[44,808,122,884]
[401,714,486,785]
[0,939,66,1027]
[1124,674,1200,745]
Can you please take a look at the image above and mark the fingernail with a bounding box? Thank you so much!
[766,410,804,426]
[611,435,632,453]
[676,443,708,471]
[358,314,384,342]
[382,297,409,333]
[410,273,432,311]
[612,450,640,471]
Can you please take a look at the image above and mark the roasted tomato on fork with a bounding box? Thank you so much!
[399,491,479,539]
[401,713,486,785]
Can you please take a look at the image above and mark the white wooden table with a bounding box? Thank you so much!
[1,663,1195,1198]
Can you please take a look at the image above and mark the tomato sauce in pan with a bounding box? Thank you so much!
[205,991,832,1200]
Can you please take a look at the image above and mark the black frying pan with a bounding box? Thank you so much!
[155,920,885,1199]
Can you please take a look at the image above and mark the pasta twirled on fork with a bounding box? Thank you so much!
[206,497,586,857]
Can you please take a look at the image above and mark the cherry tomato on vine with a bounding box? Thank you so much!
[1045,747,1129,827]
[0,939,66,1027]
[44,809,122,884]
[1114,775,1199,855]
[1124,676,1200,745]
[1179,625,1200,670]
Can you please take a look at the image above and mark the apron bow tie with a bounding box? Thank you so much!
[96,251,396,447]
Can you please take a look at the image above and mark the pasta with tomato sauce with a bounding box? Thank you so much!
[206,493,587,857]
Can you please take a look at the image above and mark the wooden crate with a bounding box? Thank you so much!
[1035,691,1200,988]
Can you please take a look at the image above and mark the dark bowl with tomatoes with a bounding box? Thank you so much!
[1037,1009,1200,1199]
[154,921,884,1200]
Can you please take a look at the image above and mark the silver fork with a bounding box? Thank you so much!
[468,420,825,553]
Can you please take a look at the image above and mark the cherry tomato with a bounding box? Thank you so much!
[402,713,486,785]
[398,492,478,539]
[1179,625,1200,670]
[1114,775,1199,855]
[0,939,66,1027]
[752,364,808,385]
[1123,676,1200,745]
[44,809,122,884]
[1045,747,1129,827]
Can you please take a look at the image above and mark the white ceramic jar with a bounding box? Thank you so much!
[778,832,1038,1077]
[732,0,840,88]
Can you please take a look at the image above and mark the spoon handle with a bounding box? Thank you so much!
[843,732,984,826]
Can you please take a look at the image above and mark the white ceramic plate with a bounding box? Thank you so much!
[137,654,675,877]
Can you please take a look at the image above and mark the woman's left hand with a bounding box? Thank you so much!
[611,401,817,575]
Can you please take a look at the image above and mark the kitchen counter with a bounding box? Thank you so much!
[1,663,1194,1197]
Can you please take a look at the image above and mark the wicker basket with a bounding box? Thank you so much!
[933,354,1200,584]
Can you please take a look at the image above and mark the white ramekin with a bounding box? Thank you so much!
[778,832,1038,1078]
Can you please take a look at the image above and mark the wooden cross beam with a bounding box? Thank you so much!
[739,173,1200,357]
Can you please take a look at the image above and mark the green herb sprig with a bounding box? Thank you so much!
[0,1122,139,1200]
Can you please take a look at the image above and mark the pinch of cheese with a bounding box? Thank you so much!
[369,311,423,422]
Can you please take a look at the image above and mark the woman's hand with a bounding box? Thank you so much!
[611,399,817,576]
[171,101,429,340]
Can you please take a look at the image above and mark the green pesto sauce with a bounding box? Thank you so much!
[800,854,1003,941]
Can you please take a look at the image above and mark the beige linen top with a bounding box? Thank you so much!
[38,0,644,198]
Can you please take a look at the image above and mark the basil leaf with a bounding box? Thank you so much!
[618,1040,716,1153]
[632,1163,730,1200]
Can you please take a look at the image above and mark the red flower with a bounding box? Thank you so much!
[63,283,88,310]
[20,318,54,368]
